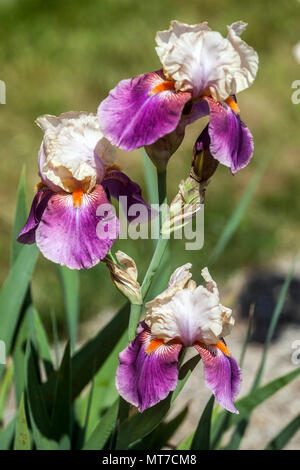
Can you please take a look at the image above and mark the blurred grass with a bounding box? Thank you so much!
[0,0,300,328]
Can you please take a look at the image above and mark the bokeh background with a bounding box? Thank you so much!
[0,0,300,449]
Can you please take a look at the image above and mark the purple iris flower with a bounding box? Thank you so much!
[98,20,258,173]
[18,112,151,270]
[116,264,241,413]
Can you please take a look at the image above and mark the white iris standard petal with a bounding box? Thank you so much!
[155,20,211,65]
[36,112,116,193]
[155,20,258,102]
[226,24,259,96]
[145,265,235,347]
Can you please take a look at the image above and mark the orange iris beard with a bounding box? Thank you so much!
[225,96,240,115]
[72,189,84,208]
[145,338,165,354]
[215,340,231,357]
[150,79,176,95]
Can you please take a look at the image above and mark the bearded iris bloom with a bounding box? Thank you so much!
[98,20,258,173]
[116,264,241,413]
[18,112,151,270]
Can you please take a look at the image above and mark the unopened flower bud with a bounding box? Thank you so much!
[104,251,142,305]
[144,118,187,171]
[162,175,206,235]
[192,126,219,182]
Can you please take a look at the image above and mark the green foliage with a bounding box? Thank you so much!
[132,407,188,450]
[25,341,52,441]
[0,166,298,451]
[265,415,300,450]
[13,394,31,450]
[0,418,16,450]
[58,267,79,352]
[50,343,71,442]
[191,396,215,450]
[32,308,54,379]
[0,168,297,453]
[0,245,38,370]
[83,400,119,450]
[0,362,13,424]
[11,166,28,266]
[77,331,128,441]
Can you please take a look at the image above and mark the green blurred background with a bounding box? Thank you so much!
[0,0,299,331]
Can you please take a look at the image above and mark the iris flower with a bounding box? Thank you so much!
[116,264,241,413]
[98,20,258,173]
[18,112,150,269]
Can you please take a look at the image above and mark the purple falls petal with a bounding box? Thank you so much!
[199,96,254,174]
[17,188,51,244]
[98,70,191,151]
[35,184,119,270]
[116,322,182,412]
[102,170,153,223]
[188,99,209,125]
[194,343,242,414]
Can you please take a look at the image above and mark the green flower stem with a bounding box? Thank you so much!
[157,168,167,230]
[140,237,168,299]
[157,168,167,207]
[127,168,169,342]
[128,303,143,342]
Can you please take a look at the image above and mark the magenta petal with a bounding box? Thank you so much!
[18,189,51,244]
[116,323,182,412]
[188,100,209,125]
[35,184,119,270]
[201,97,254,174]
[102,170,152,223]
[195,343,241,414]
[98,70,191,151]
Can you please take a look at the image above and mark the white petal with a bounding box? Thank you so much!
[220,305,235,337]
[155,21,259,101]
[201,267,218,295]
[168,263,192,288]
[156,20,211,71]
[226,25,259,96]
[168,19,211,36]
[145,266,234,346]
[36,112,115,193]
[146,263,192,307]
[229,21,248,36]
[156,20,211,48]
